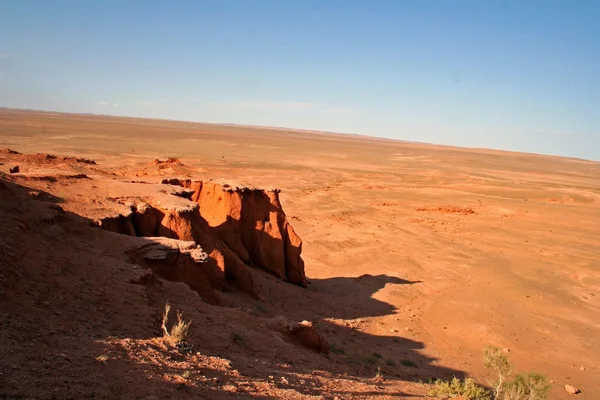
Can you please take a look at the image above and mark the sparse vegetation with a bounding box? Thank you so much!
[95,353,109,364]
[428,377,491,400]
[386,359,396,367]
[373,352,383,359]
[484,346,549,400]
[428,346,550,400]
[161,302,192,343]
[484,345,511,397]
[501,373,550,400]
[374,366,384,381]
[401,359,417,367]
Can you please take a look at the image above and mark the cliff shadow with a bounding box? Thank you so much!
[200,209,464,386]
[0,176,465,399]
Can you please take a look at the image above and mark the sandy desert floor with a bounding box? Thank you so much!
[1,109,599,399]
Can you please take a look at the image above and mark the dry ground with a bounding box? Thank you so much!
[0,109,599,399]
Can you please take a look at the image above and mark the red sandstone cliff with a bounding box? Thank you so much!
[97,179,307,299]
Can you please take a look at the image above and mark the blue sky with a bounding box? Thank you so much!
[1,1,599,160]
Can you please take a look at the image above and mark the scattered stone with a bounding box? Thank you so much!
[564,384,580,394]
[579,366,585,371]
[280,377,289,385]
[390,328,398,333]
[503,348,510,353]
[222,384,237,392]
[9,165,19,174]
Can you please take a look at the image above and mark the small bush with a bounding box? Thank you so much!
[501,373,550,400]
[401,359,417,367]
[428,377,491,400]
[484,346,511,397]
[161,302,192,343]
[95,353,109,364]
[374,366,383,381]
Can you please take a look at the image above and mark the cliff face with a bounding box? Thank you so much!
[97,179,307,298]
[189,181,306,286]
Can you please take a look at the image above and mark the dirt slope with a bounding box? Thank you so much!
[0,151,433,399]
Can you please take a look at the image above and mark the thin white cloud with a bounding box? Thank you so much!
[134,97,205,108]
[204,100,358,114]
[135,100,158,107]
[511,128,579,137]
[96,101,119,107]
[133,97,358,115]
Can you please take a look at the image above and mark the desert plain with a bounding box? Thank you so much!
[0,108,599,399]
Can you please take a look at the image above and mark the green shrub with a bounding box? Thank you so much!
[484,346,511,397]
[501,373,550,400]
[427,377,491,400]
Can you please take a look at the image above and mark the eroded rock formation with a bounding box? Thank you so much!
[185,181,306,286]
[96,178,306,299]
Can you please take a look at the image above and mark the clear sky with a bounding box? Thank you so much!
[1,1,599,160]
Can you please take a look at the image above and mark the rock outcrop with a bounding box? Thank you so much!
[95,178,306,299]
[128,239,219,305]
[166,179,307,286]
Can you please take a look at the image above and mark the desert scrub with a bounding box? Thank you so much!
[484,345,511,397]
[501,373,550,400]
[428,377,491,400]
[401,359,417,367]
[428,346,550,400]
[161,302,192,343]
[484,346,550,400]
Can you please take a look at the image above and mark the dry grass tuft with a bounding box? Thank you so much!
[161,302,192,343]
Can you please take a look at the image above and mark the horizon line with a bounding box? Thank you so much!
[1,106,598,164]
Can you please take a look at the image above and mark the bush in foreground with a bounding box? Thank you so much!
[428,377,491,399]
[427,346,550,400]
